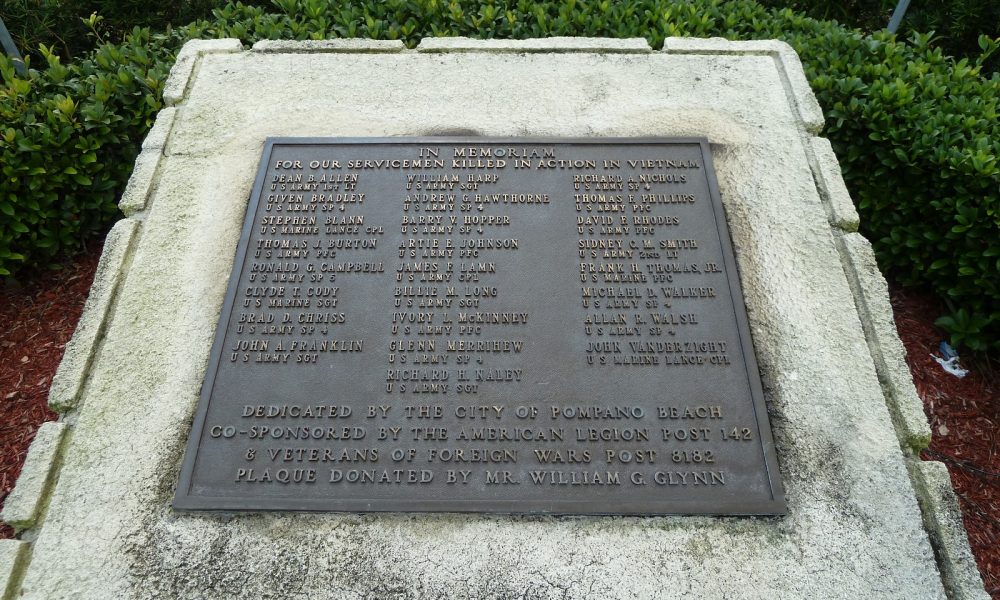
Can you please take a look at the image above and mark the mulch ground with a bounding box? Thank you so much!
[0,242,997,597]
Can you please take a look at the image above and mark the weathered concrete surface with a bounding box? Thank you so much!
[0,540,27,600]
[252,39,405,53]
[912,461,991,599]
[810,137,860,232]
[417,36,652,53]
[0,422,66,531]
[661,37,824,135]
[47,219,139,412]
[839,232,933,452]
[163,39,242,106]
[8,38,983,599]
[117,107,180,217]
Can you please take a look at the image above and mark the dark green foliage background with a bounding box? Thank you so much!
[757,0,1000,73]
[1,0,998,350]
[1,0,270,60]
[0,27,179,276]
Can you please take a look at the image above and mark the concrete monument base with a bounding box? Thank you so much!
[0,38,986,599]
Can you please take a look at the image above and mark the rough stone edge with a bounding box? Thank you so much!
[908,461,991,600]
[837,232,933,452]
[808,137,860,232]
[121,107,178,216]
[0,423,67,532]
[141,106,177,152]
[0,540,28,600]
[119,149,160,217]
[252,39,405,53]
[48,219,140,412]
[834,229,984,597]
[416,36,652,53]
[163,39,243,107]
[662,37,824,134]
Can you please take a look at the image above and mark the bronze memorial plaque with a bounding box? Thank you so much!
[174,137,786,515]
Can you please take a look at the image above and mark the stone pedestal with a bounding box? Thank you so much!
[1,37,986,599]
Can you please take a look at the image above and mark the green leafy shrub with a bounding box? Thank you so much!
[805,31,999,351]
[0,0,254,60]
[0,26,191,275]
[758,0,1000,72]
[2,0,997,351]
[0,0,65,58]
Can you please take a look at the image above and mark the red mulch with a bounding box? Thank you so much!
[0,243,997,598]
[0,242,103,539]
[891,285,1000,598]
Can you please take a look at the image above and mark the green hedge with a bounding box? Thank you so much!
[1,33,140,273]
[0,25,211,275]
[757,0,1000,73]
[1,0,272,62]
[2,0,998,350]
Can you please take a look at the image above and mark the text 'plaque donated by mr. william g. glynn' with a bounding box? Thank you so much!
[173,138,786,515]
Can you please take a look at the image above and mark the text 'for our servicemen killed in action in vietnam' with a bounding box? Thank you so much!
[174,138,785,515]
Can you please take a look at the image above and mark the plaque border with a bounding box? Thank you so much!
[173,137,787,516]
